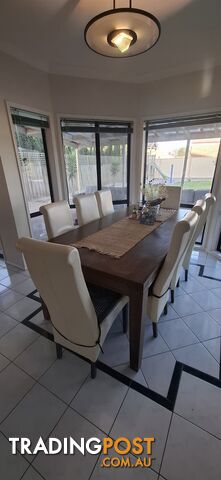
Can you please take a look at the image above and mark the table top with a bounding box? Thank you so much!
[51,207,187,295]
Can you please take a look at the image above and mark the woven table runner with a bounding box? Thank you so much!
[73,209,176,259]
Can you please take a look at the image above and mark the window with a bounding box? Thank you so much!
[144,114,221,244]
[11,108,54,217]
[61,120,132,205]
[144,115,220,206]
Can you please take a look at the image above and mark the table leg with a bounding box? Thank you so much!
[40,297,50,321]
[129,287,147,371]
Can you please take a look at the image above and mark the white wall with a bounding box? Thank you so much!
[1,51,221,265]
[0,51,54,267]
[139,65,221,119]
[139,66,221,250]
[49,74,141,203]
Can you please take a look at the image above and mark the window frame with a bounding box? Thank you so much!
[143,114,221,245]
[9,107,54,218]
[60,119,132,207]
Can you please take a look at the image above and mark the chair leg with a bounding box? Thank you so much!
[152,323,158,338]
[185,269,188,282]
[56,344,62,359]
[91,363,97,379]
[122,304,128,333]
[164,303,168,315]
[171,289,174,304]
[177,278,180,288]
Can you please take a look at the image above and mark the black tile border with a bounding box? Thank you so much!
[20,259,221,413]
[21,302,221,413]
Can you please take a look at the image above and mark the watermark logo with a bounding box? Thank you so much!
[9,436,155,469]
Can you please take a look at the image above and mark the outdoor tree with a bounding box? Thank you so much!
[65,145,77,180]
[110,158,120,185]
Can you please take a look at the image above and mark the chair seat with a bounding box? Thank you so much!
[87,283,121,324]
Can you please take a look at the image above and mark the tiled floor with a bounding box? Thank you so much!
[0,250,220,479]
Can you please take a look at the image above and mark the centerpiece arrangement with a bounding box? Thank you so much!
[141,179,168,224]
[131,180,168,225]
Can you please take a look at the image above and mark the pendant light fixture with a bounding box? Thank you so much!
[84,1,161,58]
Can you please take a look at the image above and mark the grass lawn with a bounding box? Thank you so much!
[182,180,211,190]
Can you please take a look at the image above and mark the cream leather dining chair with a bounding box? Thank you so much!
[17,238,129,379]
[147,210,198,337]
[170,198,206,302]
[40,201,74,240]
[95,190,114,217]
[75,193,100,226]
[162,186,182,210]
[183,192,216,282]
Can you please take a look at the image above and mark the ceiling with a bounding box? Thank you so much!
[0,0,220,84]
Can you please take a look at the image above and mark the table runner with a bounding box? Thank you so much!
[73,209,176,259]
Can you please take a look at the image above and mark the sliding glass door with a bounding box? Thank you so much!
[61,120,132,205]
[144,115,221,244]
[11,108,54,217]
[144,116,220,207]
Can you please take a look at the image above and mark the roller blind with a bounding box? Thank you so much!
[11,108,49,128]
[60,119,133,134]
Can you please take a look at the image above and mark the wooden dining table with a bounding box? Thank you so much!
[50,206,187,371]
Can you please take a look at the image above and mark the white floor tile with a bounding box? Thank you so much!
[0,269,10,281]
[0,432,29,480]
[33,408,104,480]
[12,278,36,295]
[15,336,56,379]
[203,265,221,278]
[0,271,27,288]
[158,318,198,350]
[0,311,18,339]
[30,310,53,333]
[115,363,148,387]
[0,323,39,360]
[39,350,89,403]
[181,276,206,294]
[188,265,201,277]
[5,297,40,321]
[190,290,221,310]
[182,311,221,341]
[142,326,169,358]
[208,308,221,325]
[172,293,203,316]
[161,414,221,480]
[100,332,130,367]
[142,352,176,397]
[0,283,10,294]
[173,343,219,378]
[0,290,23,312]
[72,370,128,433]
[197,276,221,290]
[212,286,221,299]
[203,338,221,362]
[0,352,10,372]
[158,304,179,323]
[175,372,221,438]
[22,466,44,480]
[0,363,34,423]
[110,388,171,472]
[1,383,66,459]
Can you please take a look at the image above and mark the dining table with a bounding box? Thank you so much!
[49,206,187,371]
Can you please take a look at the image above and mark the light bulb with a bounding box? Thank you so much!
[111,31,133,53]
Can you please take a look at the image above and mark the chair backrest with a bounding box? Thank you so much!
[75,193,100,226]
[153,210,198,297]
[95,190,114,217]
[39,201,73,240]
[183,193,216,269]
[162,186,182,209]
[17,238,99,347]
